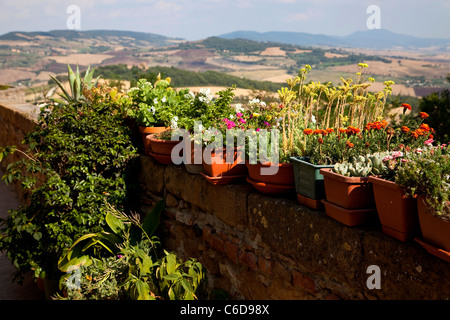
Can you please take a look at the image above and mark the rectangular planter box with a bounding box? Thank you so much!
[290,156,333,200]
[320,168,375,210]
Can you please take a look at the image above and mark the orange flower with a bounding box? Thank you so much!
[401,126,410,133]
[303,128,313,135]
[364,123,373,131]
[346,126,361,135]
[339,128,347,134]
[318,138,324,144]
[346,141,354,148]
[313,129,322,135]
[429,134,434,139]
[326,128,334,133]
[401,103,412,110]
[411,131,419,139]
[419,123,430,132]
[419,112,429,119]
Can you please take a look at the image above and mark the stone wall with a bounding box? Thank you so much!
[1,101,449,300]
[138,155,450,300]
[0,102,39,203]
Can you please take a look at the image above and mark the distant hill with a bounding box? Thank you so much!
[0,29,182,47]
[219,29,450,51]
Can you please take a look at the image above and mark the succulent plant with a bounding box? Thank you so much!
[333,155,372,177]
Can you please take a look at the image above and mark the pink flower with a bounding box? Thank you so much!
[424,139,434,146]
[238,118,246,123]
[256,128,260,132]
[236,112,243,117]
[392,151,403,158]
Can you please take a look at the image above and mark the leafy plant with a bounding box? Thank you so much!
[57,201,206,300]
[395,143,450,218]
[49,64,99,104]
[127,75,191,127]
[0,70,138,283]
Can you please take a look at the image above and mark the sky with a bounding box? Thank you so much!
[0,0,449,40]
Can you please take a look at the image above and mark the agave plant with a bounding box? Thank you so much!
[49,64,99,104]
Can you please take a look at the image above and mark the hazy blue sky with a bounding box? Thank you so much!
[1,0,449,40]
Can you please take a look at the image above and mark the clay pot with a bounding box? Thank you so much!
[416,196,450,259]
[247,162,295,185]
[246,162,295,195]
[320,168,377,226]
[147,135,182,165]
[202,147,247,178]
[139,126,169,155]
[320,168,375,210]
[369,176,419,242]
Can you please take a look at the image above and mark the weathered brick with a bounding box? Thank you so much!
[225,240,240,264]
[239,250,258,271]
[292,270,316,294]
[210,233,226,253]
[258,257,274,275]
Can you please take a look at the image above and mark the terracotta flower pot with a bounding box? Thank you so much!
[147,135,182,165]
[369,176,419,242]
[320,168,377,227]
[139,126,169,155]
[320,168,375,210]
[185,140,205,174]
[321,199,378,227]
[202,147,247,178]
[416,196,450,261]
[246,162,295,195]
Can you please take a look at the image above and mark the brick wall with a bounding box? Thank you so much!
[138,155,450,300]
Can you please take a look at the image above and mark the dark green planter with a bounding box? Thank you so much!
[290,156,334,200]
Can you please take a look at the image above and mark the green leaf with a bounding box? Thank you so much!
[142,199,165,237]
[105,211,125,235]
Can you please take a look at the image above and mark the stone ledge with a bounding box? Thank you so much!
[139,154,450,300]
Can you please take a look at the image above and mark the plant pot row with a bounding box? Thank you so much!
[319,167,450,263]
[140,129,449,263]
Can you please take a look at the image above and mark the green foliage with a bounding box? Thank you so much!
[94,64,284,92]
[57,202,206,300]
[49,64,99,104]
[0,72,138,282]
[395,144,450,217]
[419,89,450,143]
[127,77,191,127]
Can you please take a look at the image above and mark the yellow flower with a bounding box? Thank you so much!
[253,113,260,118]
[86,275,92,281]
[266,115,272,121]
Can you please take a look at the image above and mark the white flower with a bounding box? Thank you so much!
[311,115,316,124]
[185,92,195,100]
[171,116,178,129]
[153,98,158,104]
[249,98,260,105]
[161,96,167,103]
[235,103,244,113]
[229,114,235,119]
[260,101,266,107]
[199,88,213,104]
[149,106,156,114]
